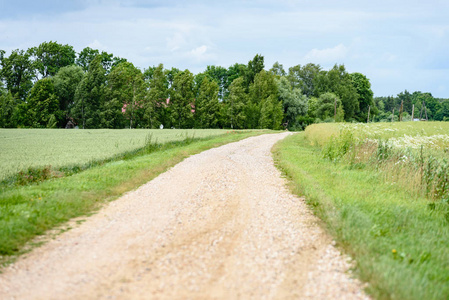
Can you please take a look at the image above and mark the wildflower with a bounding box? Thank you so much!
[392,249,397,254]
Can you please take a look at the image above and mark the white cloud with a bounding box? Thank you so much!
[166,32,186,52]
[87,39,107,51]
[303,44,349,64]
[190,45,207,58]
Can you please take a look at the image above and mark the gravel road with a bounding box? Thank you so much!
[0,133,368,299]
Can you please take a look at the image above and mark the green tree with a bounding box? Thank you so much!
[287,63,321,97]
[143,66,157,81]
[30,41,76,78]
[76,47,119,73]
[226,77,248,129]
[314,64,358,121]
[26,78,61,127]
[412,92,441,120]
[244,54,264,88]
[106,61,146,128]
[0,90,17,127]
[276,77,308,129]
[249,70,281,129]
[145,64,168,128]
[259,94,283,129]
[307,97,319,119]
[0,49,35,100]
[316,92,344,121]
[270,62,286,77]
[435,100,449,121]
[383,96,396,113]
[225,63,247,99]
[194,77,220,128]
[204,65,228,101]
[111,57,128,71]
[350,72,374,121]
[166,67,180,88]
[76,47,100,71]
[397,90,412,115]
[169,70,195,128]
[72,55,106,128]
[53,65,84,124]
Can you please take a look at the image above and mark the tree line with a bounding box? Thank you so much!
[374,91,449,122]
[2,41,445,130]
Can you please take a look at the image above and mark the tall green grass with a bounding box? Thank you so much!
[314,123,449,203]
[273,126,449,299]
[0,130,267,262]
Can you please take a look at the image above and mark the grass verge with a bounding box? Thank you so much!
[0,130,268,263]
[273,132,449,300]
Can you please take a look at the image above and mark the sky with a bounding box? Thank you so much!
[1,0,449,98]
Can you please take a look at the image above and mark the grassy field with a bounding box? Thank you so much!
[273,122,449,299]
[305,121,449,145]
[0,129,230,183]
[0,130,268,262]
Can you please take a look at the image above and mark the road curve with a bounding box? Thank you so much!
[0,133,368,299]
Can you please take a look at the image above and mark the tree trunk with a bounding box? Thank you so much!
[334,98,337,121]
[367,105,370,123]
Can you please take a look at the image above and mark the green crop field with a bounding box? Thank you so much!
[274,121,449,299]
[0,129,229,181]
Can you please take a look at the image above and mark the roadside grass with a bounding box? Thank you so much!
[273,132,449,300]
[0,130,268,263]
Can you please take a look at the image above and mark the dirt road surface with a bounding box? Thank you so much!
[0,133,368,299]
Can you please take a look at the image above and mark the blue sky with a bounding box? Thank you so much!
[1,0,449,98]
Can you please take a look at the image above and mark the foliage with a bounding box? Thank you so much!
[225,63,247,99]
[53,65,84,124]
[315,92,344,121]
[314,64,359,121]
[0,49,34,100]
[375,91,449,122]
[105,61,146,128]
[194,77,220,128]
[270,61,286,77]
[226,77,248,129]
[71,55,106,128]
[30,41,76,78]
[276,76,308,129]
[249,70,279,129]
[350,72,374,121]
[25,78,61,128]
[203,65,228,100]
[4,40,447,131]
[169,70,195,128]
[145,63,168,128]
[0,91,17,127]
[244,54,265,87]
[287,63,321,98]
